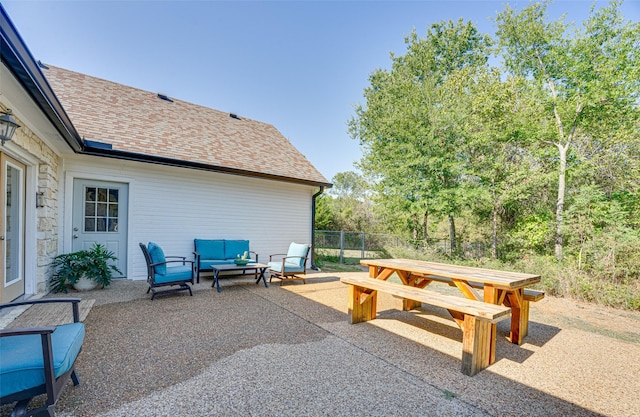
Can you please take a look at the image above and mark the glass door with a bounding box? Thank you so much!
[0,153,25,302]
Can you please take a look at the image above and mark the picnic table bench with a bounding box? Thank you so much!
[341,276,511,376]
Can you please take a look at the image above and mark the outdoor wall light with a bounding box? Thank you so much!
[0,109,20,146]
[36,191,45,208]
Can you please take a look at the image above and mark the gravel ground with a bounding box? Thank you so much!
[2,271,639,416]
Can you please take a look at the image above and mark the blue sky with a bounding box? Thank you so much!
[2,0,639,182]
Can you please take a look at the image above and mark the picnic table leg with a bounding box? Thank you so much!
[348,284,377,323]
[483,286,499,364]
[506,289,526,344]
[396,270,421,311]
[461,314,493,376]
[368,265,379,278]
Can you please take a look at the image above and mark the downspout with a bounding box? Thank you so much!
[310,186,325,270]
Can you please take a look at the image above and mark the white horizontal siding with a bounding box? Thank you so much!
[61,155,315,280]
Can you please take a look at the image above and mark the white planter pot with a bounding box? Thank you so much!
[73,275,98,291]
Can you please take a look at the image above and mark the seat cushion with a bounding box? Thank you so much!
[0,322,85,398]
[195,239,225,260]
[224,240,250,260]
[268,261,305,274]
[147,242,167,275]
[154,265,193,284]
[286,243,310,267]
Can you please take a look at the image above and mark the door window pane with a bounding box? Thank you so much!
[84,186,119,233]
[4,164,22,284]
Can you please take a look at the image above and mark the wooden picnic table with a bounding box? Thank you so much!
[360,258,541,350]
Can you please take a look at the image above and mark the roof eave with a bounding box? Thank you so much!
[82,145,333,188]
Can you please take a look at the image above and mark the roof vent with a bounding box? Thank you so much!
[157,93,174,102]
[229,113,241,120]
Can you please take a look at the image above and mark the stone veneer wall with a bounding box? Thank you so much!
[10,116,61,294]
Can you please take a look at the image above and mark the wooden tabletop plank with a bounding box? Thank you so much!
[361,258,540,289]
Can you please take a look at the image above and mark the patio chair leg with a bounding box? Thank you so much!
[71,369,81,386]
[12,399,30,417]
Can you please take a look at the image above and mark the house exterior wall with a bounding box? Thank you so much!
[19,126,60,293]
[61,154,315,280]
[0,107,61,295]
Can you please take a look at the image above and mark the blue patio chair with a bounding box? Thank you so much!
[0,298,85,417]
[139,242,195,300]
[268,243,311,285]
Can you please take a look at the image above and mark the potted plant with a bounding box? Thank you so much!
[50,243,122,293]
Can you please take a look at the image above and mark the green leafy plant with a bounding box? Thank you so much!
[50,243,122,293]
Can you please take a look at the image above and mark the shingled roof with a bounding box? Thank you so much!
[42,65,329,186]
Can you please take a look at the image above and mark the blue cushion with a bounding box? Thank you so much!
[286,243,310,267]
[195,239,225,260]
[147,242,167,275]
[154,265,193,284]
[224,240,250,260]
[0,322,85,398]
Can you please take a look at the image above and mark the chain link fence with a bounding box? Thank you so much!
[314,230,488,264]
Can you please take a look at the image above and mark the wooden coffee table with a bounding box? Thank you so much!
[211,263,270,293]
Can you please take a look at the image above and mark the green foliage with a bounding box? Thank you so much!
[506,213,555,257]
[342,0,640,308]
[344,0,640,310]
[495,0,640,260]
[317,172,378,232]
[563,185,640,282]
[315,194,336,231]
[50,243,122,293]
[313,249,365,272]
[349,18,495,250]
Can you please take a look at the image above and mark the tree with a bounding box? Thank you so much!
[495,0,640,261]
[317,171,377,232]
[349,19,492,250]
[314,193,337,231]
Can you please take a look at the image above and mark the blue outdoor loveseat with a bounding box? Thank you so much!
[193,239,257,283]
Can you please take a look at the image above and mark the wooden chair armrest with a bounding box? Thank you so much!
[279,256,308,270]
[269,253,287,261]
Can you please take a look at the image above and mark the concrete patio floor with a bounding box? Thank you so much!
[2,270,639,416]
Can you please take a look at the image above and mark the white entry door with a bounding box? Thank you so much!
[72,179,128,277]
[1,154,25,302]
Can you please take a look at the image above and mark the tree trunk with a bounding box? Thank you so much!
[492,207,498,259]
[491,184,498,259]
[555,143,568,261]
[448,214,456,254]
[422,210,429,248]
